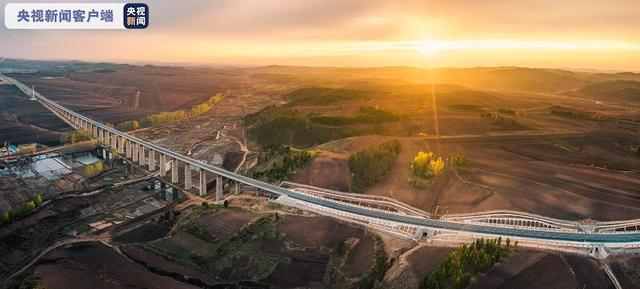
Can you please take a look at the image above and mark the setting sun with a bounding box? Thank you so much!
[417,40,448,56]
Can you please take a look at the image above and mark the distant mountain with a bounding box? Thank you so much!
[250,66,596,93]
[574,80,640,103]
[433,67,593,93]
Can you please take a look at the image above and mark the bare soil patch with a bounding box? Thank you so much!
[343,233,376,278]
[194,209,256,240]
[610,256,640,289]
[262,249,329,288]
[112,221,170,243]
[406,245,454,279]
[0,84,69,145]
[292,153,350,191]
[121,245,214,284]
[469,250,613,289]
[277,214,366,248]
[35,242,198,289]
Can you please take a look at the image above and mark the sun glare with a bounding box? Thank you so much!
[417,40,447,56]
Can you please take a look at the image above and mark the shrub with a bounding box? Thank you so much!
[349,140,401,193]
[451,154,471,167]
[34,194,43,206]
[1,211,9,224]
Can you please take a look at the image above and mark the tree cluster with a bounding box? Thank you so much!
[249,115,351,148]
[67,129,93,144]
[348,139,401,193]
[116,120,140,131]
[83,161,104,178]
[309,106,405,126]
[0,195,44,226]
[251,146,313,182]
[410,151,445,188]
[420,238,511,289]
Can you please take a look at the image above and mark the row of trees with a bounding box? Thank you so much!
[420,238,513,289]
[116,93,223,131]
[0,195,44,226]
[348,139,401,193]
[409,151,445,188]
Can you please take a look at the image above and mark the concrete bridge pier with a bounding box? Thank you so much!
[171,158,179,183]
[138,146,145,165]
[199,169,207,196]
[216,175,223,201]
[148,149,156,171]
[117,137,125,154]
[184,164,192,190]
[159,154,167,177]
[110,133,117,149]
[101,129,107,144]
[132,143,139,162]
[125,141,132,158]
[234,181,239,195]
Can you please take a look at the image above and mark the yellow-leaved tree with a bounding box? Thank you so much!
[410,151,446,188]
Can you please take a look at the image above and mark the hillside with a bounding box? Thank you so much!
[574,80,640,103]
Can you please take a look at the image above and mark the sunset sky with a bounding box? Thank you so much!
[1,0,640,70]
